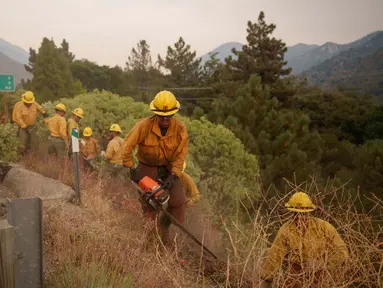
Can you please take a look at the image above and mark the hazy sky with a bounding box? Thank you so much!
[1,0,382,66]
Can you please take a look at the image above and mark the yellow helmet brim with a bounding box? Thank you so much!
[287,207,316,213]
[72,111,83,118]
[150,100,180,116]
[22,97,35,104]
[83,132,92,137]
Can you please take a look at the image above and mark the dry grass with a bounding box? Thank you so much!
[21,154,382,287]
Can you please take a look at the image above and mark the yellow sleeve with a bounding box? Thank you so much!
[67,120,77,138]
[35,102,46,114]
[181,172,200,203]
[105,140,115,161]
[325,223,349,268]
[122,121,145,168]
[260,225,288,282]
[94,139,101,155]
[12,103,27,128]
[59,118,68,145]
[171,125,188,177]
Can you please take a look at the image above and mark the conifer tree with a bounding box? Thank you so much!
[226,11,291,85]
[126,40,152,87]
[30,38,74,101]
[158,37,201,86]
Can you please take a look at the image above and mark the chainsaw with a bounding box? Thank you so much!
[132,176,218,260]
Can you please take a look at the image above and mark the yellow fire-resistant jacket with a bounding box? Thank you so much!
[260,216,349,282]
[122,116,188,177]
[180,172,200,206]
[12,101,46,128]
[67,118,79,138]
[47,114,68,145]
[80,137,100,158]
[106,136,123,165]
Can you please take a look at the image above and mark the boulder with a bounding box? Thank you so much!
[2,167,75,201]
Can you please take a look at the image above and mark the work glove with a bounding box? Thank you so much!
[100,151,106,158]
[163,173,178,189]
[129,167,141,183]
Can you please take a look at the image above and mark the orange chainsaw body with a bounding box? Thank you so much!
[138,176,166,198]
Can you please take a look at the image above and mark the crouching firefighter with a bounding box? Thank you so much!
[122,90,188,246]
[260,192,349,288]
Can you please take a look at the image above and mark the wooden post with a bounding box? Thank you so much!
[0,220,15,288]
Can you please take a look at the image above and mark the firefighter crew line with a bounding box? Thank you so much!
[12,90,348,282]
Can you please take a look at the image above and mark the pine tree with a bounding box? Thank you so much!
[158,37,202,86]
[24,48,37,73]
[226,11,291,85]
[59,39,75,63]
[126,40,152,87]
[30,38,74,102]
[211,75,322,189]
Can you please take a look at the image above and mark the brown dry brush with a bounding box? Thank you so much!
[22,154,382,287]
[219,177,382,288]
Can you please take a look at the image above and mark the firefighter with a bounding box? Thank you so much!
[103,124,127,179]
[12,91,48,154]
[122,90,188,245]
[47,103,68,160]
[80,127,100,169]
[260,192,349,288]
[180,162,200,207]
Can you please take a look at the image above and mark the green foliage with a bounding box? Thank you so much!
[182,117,261,217]
[38,91,261,217]
[0,124,20,162]
[210,76,322,189]
[29,38,74,102]
[293,89,374,144]
[158,37,202,86]
[225,11,291,85]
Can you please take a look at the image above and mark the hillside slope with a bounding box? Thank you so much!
[304,32,383,96]
[0,38,29,65]
[200,42,243,64]
[0,52,32,83]
[289,31,382,74]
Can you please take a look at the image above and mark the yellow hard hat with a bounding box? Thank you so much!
[22,91,35,104]
[55,103,67,112]
[149,90,180,116]
[182,162,186,172]
[109,124,122,133]
[285,192,316,213]
[72,108,84,118]
[83,127,92,137]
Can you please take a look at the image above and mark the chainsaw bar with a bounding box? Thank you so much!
[132,181,218,260]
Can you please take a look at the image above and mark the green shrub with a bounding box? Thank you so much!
[38,90,261,218]
[0,124,20,162]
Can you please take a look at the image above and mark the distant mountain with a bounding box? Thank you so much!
[285,43,319,62]
[287,31,383,74]
[0,39,29,65]
[200,42,242,64]
[0,52,32,84]
[303,32,383,96]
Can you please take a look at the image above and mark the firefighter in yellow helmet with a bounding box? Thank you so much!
[67,108,84,139]
[179,162,200,207]
[46,103,68,160]
[103,124,127,179]
[80,127,100,169]
[260,192,349,288]
[12,91,48,154]
[122,90,187,245]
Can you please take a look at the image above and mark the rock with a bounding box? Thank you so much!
[3,167,75,201]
